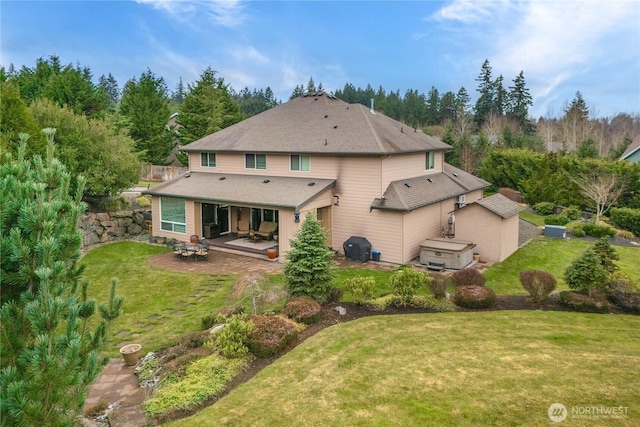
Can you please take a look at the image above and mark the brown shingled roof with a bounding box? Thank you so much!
[181,93,451,155]
[370,164,490,212]
[472,193,524,218]
[143,172,336,210]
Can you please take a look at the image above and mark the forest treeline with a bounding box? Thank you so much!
[1,55,639,202]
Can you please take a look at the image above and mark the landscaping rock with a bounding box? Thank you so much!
[334,306,347,316]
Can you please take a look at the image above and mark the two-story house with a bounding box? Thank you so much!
[145,92,508,264]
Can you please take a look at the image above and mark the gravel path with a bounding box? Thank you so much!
[519,219,543,247]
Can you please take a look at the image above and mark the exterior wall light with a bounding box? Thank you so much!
[294,212,300,223]
[333,195,340,205]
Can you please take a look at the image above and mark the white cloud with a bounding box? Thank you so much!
[431,0,504,22]
[136,0,246,28]
[226,45,269,64]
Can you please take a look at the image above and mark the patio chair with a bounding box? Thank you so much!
[195,244,209,261]
[237,219,250,238]
[255,221,278,240]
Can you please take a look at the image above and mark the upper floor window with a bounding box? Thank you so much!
[245,153,266,170]
[426,152,435,170]
[290,154,310,172]
[201,152,216,167]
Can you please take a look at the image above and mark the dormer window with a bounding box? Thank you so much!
[426,152,435,170]
[245,153,266,170]
[290,154,310,172]
[201,152,216,167]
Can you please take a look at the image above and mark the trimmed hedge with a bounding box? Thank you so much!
[247,315,298,358]
[610,207,640,236]
[451,268,486,287]
[533,202,555,215]
[283,297,321,325]
[558,291,609,313]
[519,270,557,305]
[454,285,496,309]
[582,223,615,238]
[544,214,570,226]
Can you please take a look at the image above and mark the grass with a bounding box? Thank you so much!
[81,241,237,357]
[484,236,640,295]
[167,311,640,426]
[519,210,546,227]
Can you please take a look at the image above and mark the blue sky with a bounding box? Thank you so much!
[1,0,638,118]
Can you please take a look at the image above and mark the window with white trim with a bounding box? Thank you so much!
[290,154,310,172]
[426,152,435,170]
[245,153,266,170]
[200,152,216,167]
[160,197,186,233]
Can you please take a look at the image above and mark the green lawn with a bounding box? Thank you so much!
[81,241,237,357]
[484,237,640,295]
[167,311,640,426]
[519,210,546,227]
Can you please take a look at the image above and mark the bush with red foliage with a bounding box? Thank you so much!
[283,297,322,325]
[451,268,486,287]
[247,315,299,358]
[454,285,496,309]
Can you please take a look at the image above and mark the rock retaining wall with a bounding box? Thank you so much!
[79,209,152,247]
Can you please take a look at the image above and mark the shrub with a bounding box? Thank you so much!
[519,270,557,305]
[561,205,582,221]
[451,268,486,287]
[608,292,640,315]
[283,298,322,325]
[428,273,450,299]
[593,237,619,274]
[582,223,615,238]
[608,271,638,294]
[327,287,344,303]
[143,355,248,420]
[609,207,640,236]
[214,314,253,358]
[559,291,609,313]
[201,306,244,329]
[136,195,152,208]
[533,202,555,215]
[615,229,635,239]
[179,331,209,349]
[544,214,570,226]
[388,265,430,305]
[498,187,524,203]
[247,315,298,358]
[345,276,376,304]
[454,285,496,309]
[569,224,585,237]
[564,249,609,298]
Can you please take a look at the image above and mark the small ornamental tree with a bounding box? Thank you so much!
[593,237,619,275]
[284,213,334,302]
[563,249,608,298]
[0,130,123,425]
[388,265,430,305]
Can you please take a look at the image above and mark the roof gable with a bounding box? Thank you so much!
[370,164,490,212]
[461,193,524,219]
[620,135,640,161]
[182,93,451,155]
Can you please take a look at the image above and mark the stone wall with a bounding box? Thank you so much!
[79,209,152,247]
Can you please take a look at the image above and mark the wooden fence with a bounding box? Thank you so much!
[140,164,188,182]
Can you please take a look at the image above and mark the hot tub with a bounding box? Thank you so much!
[419,238,476,270]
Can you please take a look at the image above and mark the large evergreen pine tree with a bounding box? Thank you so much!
[177,67,242,148]
[0,129,122,425]
[119,69,174,165]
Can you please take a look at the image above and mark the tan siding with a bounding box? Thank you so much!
[403,204,445,264]
[381,152,443,186]
[454,204,520,263]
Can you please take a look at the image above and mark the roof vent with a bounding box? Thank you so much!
[263,179,270,184]
[333,125,338,129]
[452,172,458,177]
[324,115,328,118]
[324,139,328,145]
[184,171,191,178]
[219,176,226,180]
[427,178,433,183]
[404,182,411,188]
[308,182,315,186]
